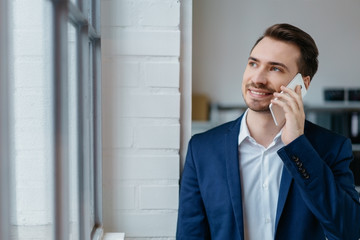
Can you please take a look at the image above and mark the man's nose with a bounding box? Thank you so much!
[252,70,268,85]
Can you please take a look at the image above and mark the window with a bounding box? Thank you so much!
[0,0,102,239]
[49,0,102,239]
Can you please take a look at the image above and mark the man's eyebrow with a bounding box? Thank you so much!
[268,61,289,71]
[248,56,289,71]
[248,57,258,62]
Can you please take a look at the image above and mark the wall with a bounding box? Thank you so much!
[193,0,360,107]
[101,0,182,238]
[12,0,52,226]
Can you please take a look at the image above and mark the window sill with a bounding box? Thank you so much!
[103,232,125,240]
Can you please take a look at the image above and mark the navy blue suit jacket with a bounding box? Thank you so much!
[176,115,360,240]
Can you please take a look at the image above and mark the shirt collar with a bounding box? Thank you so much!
[238,109,251,145]
[238,109,283,146]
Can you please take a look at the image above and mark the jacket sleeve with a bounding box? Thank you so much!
[277,135,360,240]
[176,138,211,240]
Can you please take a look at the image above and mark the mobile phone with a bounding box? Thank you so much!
[269,73,307,126]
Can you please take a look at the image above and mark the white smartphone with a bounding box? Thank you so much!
[269,73,307,126]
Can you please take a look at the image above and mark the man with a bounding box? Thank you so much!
[176,23,360,240]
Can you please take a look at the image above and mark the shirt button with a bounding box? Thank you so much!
[265,218,271,224]
[262,183,268,189]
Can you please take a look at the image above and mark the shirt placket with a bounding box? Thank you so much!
[261,149,273,238]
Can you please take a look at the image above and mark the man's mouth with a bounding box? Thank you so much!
[249,89,273,96]
[250,90,271,96]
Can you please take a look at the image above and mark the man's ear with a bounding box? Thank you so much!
[303,76,311,90]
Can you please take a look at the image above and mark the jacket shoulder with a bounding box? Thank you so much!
[304,120,349,142]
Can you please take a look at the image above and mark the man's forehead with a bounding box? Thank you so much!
[250,37,300,68]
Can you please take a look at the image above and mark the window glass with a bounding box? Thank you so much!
[68,22,80,240]
[8,0,101,239]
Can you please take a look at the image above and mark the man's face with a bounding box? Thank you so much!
[242,37,301,112]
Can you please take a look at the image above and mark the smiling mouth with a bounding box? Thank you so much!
[249,89,273,96]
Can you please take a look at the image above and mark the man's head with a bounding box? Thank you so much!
[252,23,319,81]
[242,23,319,112]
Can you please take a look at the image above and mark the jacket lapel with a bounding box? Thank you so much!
[275,167,293,231]
[225,116,245,239]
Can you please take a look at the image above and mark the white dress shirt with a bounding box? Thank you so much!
[238,110,284,240]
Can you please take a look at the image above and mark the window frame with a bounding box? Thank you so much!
[50,0,102,239]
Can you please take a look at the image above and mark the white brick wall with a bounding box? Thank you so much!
[101,0,182,238]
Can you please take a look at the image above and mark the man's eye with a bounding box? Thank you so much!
[249,62,257,67]
[271,66,281,72]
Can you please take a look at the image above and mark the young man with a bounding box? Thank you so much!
[176,23,360,240]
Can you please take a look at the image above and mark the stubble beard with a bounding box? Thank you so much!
[243,83,275,113]
[245,99,271,113]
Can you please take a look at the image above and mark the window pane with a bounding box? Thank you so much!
[9,0,101,239]
[68,22,80,240]
[88,41,96,232]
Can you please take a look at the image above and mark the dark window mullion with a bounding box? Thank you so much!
[0,0,11,239]
[51,0,70,240]
[92,38,103,232]
[77,23,92,240]
[90,0,102,236]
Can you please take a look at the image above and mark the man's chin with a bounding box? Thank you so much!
[244,99,272,113]
[247,104,271,113]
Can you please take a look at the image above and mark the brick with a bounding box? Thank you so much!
[104,211,177,237]
[103,91,180,118]
[145,62,180,88]
[101,0,133,27]
[140,185,179,210]
[102,59,140,88]
[103,184,137,210]
[102,119,134,148]
[101,0,180,27]
[102,29,180,56]
[135,124,180,149]
[141,0,180,27]
[103,154,179,180]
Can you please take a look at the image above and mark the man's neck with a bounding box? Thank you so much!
[246,109,283,148]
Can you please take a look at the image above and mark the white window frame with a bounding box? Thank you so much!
[50,0,102,239]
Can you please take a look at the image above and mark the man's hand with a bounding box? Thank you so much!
[271,85,305,145]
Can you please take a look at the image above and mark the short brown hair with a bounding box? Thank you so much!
[252,23,319,81]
